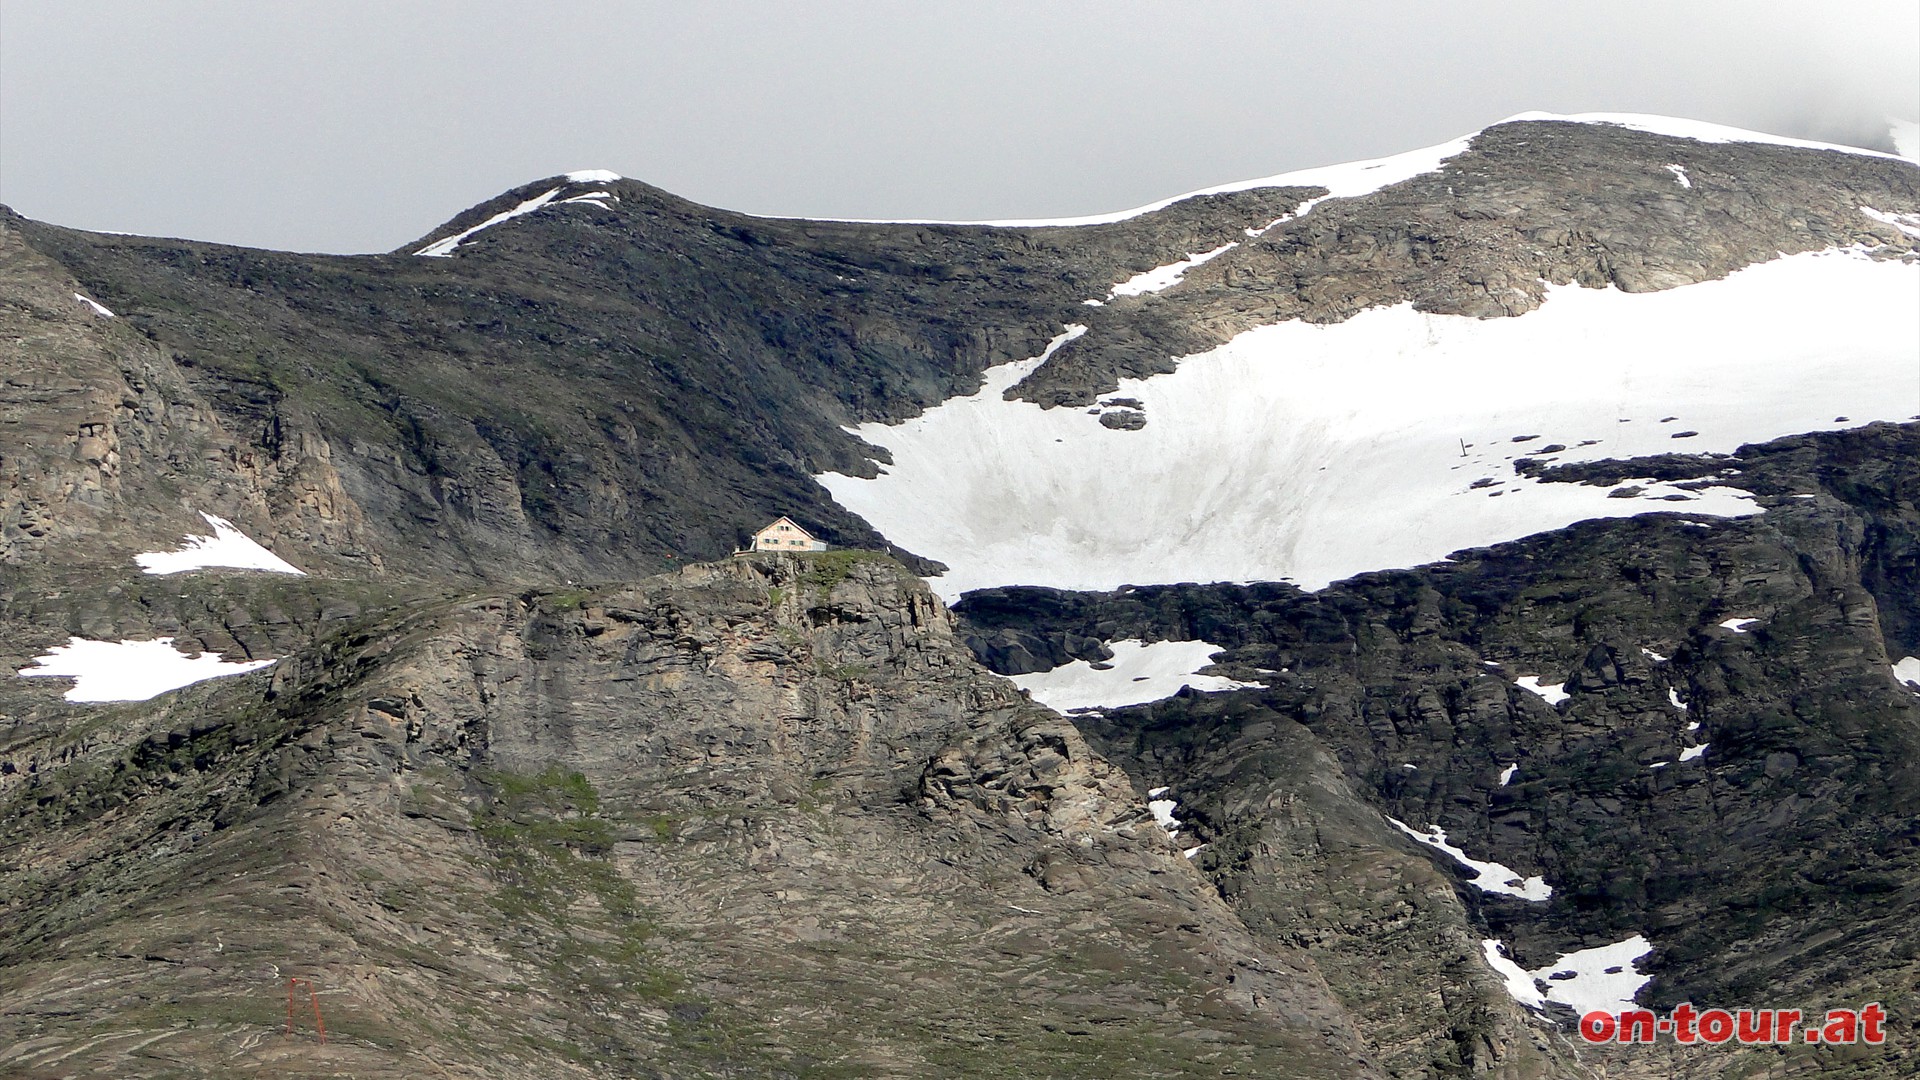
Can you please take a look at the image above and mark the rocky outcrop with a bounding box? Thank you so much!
[0,216,379,576]
[1013,120,1920,405]
[956,422,1920,1079]
[1,553,1394,1078]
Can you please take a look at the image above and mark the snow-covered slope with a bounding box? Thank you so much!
[822,248,1918,601]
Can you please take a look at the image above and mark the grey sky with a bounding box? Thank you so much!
[3,1,1915,254]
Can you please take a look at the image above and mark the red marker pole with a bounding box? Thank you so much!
[285,977,327,1044]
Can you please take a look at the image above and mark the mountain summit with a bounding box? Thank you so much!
[2,114,1918,1078]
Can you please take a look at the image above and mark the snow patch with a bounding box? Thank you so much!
[1109,242,1236,298]
[820,250,1915,602]
[134,513,305,576]
[1484,935,1656,1018]
[1009,639,1264,712]
[1499,763,1519,786]
[1861,206,1920,239]
[1895,656,1920,689]
[1718,617,1759,633]
[1679,743,1709,762]
[74,293,115,317]
[1667,689,1686,710]
[1146,786,1206,856]
[1482,940,1547,1009]
[416,187,563,256]
[19,637,274,703]
[1665,164,1692,188]
[565,169,622,183]
[1533,935,1657,1018]
[1515,677,1569,706]
[1685,721,1700,732]
[1147,791,1183,838]
[1389,817,1552,901]
[1641,648,1668,662]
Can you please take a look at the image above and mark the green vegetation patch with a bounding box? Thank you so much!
[796,548,897,594]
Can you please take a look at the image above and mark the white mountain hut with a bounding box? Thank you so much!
[747,516,828,553]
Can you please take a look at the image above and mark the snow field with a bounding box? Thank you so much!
[1483,934,1656,1017]
[1861,206,1920,239]
[414,173,622,257]
[1144,786,1206,858]
[1503,112,1915,163]
[1515,677,1569,705]
[416,188,562,256]
[19,637,274,703]
[1389,818,1552,901]
[811,125,1479,228]
[74,293,115,317]
[20,513,301,703]
[1482,941,1547,1009]
[1146,786,1182,838]
[1007,638,1264,712]
[823,249,1919,602]
[1107,242,1236,298]
[807,111,1913,231]
[135,513,305,576]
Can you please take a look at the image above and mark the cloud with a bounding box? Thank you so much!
[2,1,1914,252]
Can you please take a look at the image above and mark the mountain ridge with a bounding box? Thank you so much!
[3,113,1918,1078]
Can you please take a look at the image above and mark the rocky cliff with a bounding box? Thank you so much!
[4,554,1442,1078]
[956,423,1920,1079]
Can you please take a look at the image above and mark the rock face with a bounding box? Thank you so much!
[0,221,378,578]
[1012,120,1920,406]
[6,177,1307,583]
[2,554,1400,1078]
[2,118,1918,1078]
[955,423,1920,1079]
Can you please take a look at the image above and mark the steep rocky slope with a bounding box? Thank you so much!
[6,177,1306,582]
[1014,119,1920,404]
[4,555,1449,1079]
[3,114,1918,1078]
[10,117,1916,585]
[956,423,1920,1079]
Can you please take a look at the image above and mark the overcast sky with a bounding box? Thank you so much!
[3,1,1915,254]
